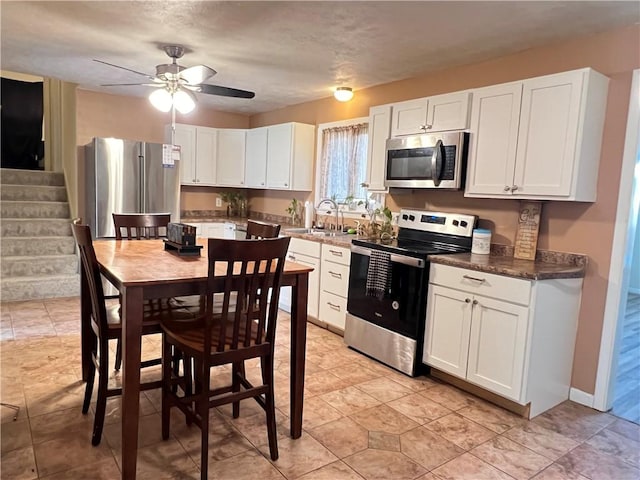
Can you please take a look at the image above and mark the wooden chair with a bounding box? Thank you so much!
[161,236,291,479]
[112,213,171,240]
[245,219,281,239]
[71,220,194,446]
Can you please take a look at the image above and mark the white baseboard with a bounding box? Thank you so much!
[570,388,595,409]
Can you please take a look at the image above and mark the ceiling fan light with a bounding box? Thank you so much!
[173,89,196,114]
[334,86,354,102]
[149,88,172,112]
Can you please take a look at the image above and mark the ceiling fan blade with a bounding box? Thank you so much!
[179,65,216,85]
[198,84,255,99]
[93,59,155,80]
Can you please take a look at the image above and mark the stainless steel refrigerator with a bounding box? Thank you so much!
[84,137,181,238]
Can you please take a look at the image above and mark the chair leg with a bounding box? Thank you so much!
[232,362,242,418]
[199,365,211,480]
[82,353,96,414]
[92,343,109,446]
[114,339,122,371]
[161,335,172,441]
[262,355,279,461]
[184,354,193,426]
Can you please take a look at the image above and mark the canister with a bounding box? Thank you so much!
[471,228,492,255]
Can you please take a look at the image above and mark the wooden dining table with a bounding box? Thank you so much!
[80,238,312,479]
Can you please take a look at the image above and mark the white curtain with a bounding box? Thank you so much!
[319,123,368,201]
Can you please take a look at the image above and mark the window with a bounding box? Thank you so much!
[315,118,369,213]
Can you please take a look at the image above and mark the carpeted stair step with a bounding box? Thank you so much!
[1,237,76,256]
[1,275,80,302]
[1,200,70,219]
[1,184,68,202]
[2,255,79,277]
[1,219,72,237]
[1,168,65,186]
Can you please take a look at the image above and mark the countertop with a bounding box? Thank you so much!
[182,219,587,280]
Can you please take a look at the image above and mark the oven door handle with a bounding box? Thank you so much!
[351,245,425,269]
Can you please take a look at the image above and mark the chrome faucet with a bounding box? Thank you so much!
[316,198,341,231]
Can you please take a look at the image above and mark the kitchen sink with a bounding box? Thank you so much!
[285,227,348,237]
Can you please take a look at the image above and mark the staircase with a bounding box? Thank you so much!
[1,168,80,302]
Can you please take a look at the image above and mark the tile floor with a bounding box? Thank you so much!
[1,296,639,479]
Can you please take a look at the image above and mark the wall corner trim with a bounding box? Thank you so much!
[570,388,596,409]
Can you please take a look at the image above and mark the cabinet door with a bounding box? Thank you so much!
[465,83,523,197]
[467,295,529,401]
[513,71,583,197]
[266,123,293,189]
[200,223,226,238]
[427,91,471,132]
[423,285,472,379]
[216,129,246,186]
[195,127,217,185]
[245,127,268,188]
[390,98,429,136]
[281,251,320,319]
[365,105,391,192]
[171,124,197,185]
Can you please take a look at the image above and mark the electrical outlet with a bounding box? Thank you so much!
[216,198,222,207]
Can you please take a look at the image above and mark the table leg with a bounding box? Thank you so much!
[80,261,94,382]
[289,272,308,439]
[121,286,144,480]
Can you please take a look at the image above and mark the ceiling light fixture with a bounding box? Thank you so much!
[149,85,196,114]
[334,86,354,102]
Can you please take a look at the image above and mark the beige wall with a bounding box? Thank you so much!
[72,25,639,395]
[250,25,639,394]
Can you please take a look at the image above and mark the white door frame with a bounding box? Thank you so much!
[593,69,640,411]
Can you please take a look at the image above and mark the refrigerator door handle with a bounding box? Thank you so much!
[139,152,145,212]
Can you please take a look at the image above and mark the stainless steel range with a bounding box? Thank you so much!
[345,209,477,376]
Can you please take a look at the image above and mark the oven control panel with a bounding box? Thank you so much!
[398,209,477,237]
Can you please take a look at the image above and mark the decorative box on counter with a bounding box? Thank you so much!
[164,222,202,256]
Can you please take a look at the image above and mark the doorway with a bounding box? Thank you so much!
[594,69,640,422]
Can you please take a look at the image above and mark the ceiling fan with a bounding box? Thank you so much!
[95,45,255,114]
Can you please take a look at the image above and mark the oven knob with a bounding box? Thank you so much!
[460,221,468,227]
[453,220,459,226]
[392,301,400,310]
[402,214,408,220]
[409,215,415,221]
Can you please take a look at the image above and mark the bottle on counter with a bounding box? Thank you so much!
[304,201,314,229]
[471,228,492,255]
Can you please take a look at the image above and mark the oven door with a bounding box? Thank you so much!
[347,244,427,340]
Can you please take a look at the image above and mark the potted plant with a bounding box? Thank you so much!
[286,198,301,226]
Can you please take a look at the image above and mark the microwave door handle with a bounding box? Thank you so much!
[431,139,444,186]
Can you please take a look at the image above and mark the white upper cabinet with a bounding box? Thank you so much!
[166,124,217,186]
[216,129,246,187]
[390,91,471,136]
[365,104,392,192]
[465,68,609,201]
[265,122,315,190]
[245,127,268,188]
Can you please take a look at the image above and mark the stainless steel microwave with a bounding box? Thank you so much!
[384,131,469,189]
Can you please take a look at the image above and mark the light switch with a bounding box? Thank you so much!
[216,198,222,207]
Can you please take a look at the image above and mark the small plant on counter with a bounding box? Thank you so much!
[219,192,247,217]
[286,198,301,226]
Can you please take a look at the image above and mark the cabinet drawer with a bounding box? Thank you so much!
[321,244,350,266]
[320,261,349,296]
[319,290,347,330]
[430,263,531,306]
[289,238,321,258]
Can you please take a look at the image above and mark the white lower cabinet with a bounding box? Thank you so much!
[319,244,351,332]
[279,238,321,319]
[424,263,583,417]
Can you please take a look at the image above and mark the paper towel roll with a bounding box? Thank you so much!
[304,201,314,228]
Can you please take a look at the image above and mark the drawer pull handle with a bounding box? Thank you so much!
[465,298,471,303]
[329,271,342,279]
[288,255,296,261]
[463,275,486,283]
[329,250,343,257]
[327,302,341,311]
[473,300,479,305]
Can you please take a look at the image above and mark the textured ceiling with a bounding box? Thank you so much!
[1,1,638,115]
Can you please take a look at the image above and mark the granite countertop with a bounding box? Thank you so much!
[282,229,356,248]
[428,247,587,280]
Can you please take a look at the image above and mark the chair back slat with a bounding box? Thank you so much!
[205,237,290,357]
[245,220,281,239]
[113,213,171,240]
[71,220,109,338]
